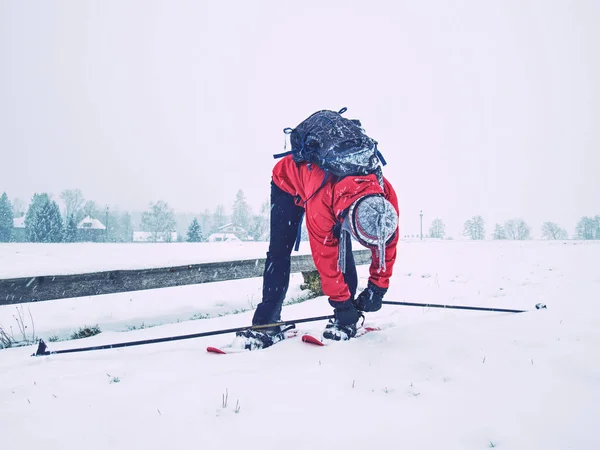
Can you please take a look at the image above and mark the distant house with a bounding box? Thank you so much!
[207,232,241,243]
[12,216,27,242]
[78,216,106,230]
[77,216,107,242]
[214,223,250,241]
[133,231,178,243]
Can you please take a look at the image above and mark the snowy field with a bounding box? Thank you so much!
[1,240,599,450]
[0,241,314,278]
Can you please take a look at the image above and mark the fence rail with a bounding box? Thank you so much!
[0,250,372,306]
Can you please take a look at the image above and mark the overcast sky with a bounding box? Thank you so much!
[1,0,598,237]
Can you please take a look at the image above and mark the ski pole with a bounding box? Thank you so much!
[32,314,335,357]
[382,301,546,313]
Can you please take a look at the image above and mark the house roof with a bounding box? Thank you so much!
[77,216,107,230]
[217,223,247,232]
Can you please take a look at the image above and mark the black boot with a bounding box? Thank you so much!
[323,299,363,341]
[235,324,294,350]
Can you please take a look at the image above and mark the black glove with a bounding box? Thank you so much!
[355,281,387,312]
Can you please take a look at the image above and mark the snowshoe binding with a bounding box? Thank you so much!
[234,324,296,350]
[322,312,365,341]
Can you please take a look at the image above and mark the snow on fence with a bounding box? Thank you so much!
[0,250,372,306]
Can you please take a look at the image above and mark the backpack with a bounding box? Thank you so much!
[274,107,387,179]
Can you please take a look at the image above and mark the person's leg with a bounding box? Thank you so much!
[322,234,362,341]
[342,235,357,299]
[252,181,304,326]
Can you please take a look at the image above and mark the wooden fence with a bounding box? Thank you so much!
[0,250,372,306]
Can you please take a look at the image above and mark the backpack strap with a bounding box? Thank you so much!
[273,127,295,159]
[375,143,387,166]
[303,170,329,204]
[293,212,304,251]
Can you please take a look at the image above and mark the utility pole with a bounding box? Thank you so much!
[105,206,109,242]
[420,210,423,240]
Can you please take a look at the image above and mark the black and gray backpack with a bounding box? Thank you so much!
[274,107,387,182]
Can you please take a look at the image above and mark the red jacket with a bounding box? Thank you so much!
[272,155,399,302]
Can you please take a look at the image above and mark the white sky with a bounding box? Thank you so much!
[1,0,598,238]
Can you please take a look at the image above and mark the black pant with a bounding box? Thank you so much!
[252,181,358,326]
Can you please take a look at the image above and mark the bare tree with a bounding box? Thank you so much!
[541,222,568,240]
[120,212,133,242]
[248,200,270,241]
[428,218,446,239]
[463,215,485,240]
[575,216,600,240]
[11,197,25,218]
[60,189,85,222]
[141,201,176,242]
[212,204,227,231]
[199,209,213,237]
[504,218,531,240]
[82,200,100,219]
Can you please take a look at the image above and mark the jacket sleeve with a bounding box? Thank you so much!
[271,156,303,202]
[305,199,352,302]
[368,178,400,290]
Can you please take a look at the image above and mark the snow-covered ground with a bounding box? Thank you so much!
[1,240,599,450]
[0,241,314,278]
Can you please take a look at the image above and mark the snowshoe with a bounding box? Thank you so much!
[322,320,358,341]
[234,324,295,350]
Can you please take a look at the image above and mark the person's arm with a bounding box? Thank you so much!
[367,178,400,289]
[305,204,352,302]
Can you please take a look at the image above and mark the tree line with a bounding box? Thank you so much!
[422,215,600,240]
[0,189,269,244]
[2,189,598,243]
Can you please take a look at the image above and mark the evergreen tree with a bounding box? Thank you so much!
[64,214,78,242]
[0,192,13,242]
[36,200,64,242]
[493,224,506,240]
[186,218,203,242]
[25,193,51,242]
[25,194,63,242]
[232,190,251,231]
